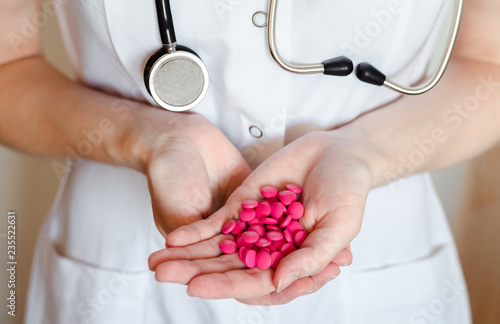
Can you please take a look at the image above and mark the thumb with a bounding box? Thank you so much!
[274,203,364,292]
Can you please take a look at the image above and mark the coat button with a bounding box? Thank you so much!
[252,11,267,28]
[249,125,263,138]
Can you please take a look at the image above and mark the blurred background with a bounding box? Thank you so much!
[0,3,499,324]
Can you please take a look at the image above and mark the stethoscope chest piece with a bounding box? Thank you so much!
[145,46,209,112]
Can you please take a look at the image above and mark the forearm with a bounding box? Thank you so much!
[0,57,146,170]
[343,57,500,187]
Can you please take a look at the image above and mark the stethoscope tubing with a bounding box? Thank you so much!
[266,0,464,95]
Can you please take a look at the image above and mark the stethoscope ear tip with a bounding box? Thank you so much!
[356,63,386,86]
[322,56,354,76]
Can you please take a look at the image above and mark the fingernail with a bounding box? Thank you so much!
[277,272,299,293]
[323,274,338,285]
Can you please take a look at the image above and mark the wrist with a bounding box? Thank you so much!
[326,126,390,189]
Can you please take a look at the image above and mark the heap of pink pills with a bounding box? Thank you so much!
[219,184,308,270]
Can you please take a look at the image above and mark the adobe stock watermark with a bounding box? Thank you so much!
[384,74,500,189]
[408,276,467,323]
[237,306,275,324]
[7,0,68,54]
[214,0,244,19]
[242,107,298,164]
[68,272,135,324]
[339,0,403,55]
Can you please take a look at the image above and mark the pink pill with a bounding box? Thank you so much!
[256,251,272,270]
[273,239,287,250]
[288,202,305,219]
[255,237,272,247]
[283,229,293,243]
[258,247,270,254]
[238,246,249,262]
[271,251,285,269]
[266,231,284,241]
[270,202,284,219]
[220,239,237,254]
[294,231,308,247]
[278,190,297,206]
[279,215,292,228]
[256,202,272,218]
[266,225,280,231]
[261,185,278,198]
[268,245,277,253]
[231,221,247,235]
[286,221,303,236]
[242,231,260,244]
[239,208,256,222]
[237,237,254,249]
[285,184,303,194]
[241,200,259,209]
[280,243,296,255]
[261,217,278,225]
[249,224,266,237]
[244,249,257,268]
[248,218,261,225]
[266,198,279,204]
[221,220,236,234]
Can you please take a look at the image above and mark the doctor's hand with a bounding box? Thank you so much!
[134,108,251,237]
[149,130,377,304]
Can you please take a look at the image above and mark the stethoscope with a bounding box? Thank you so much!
[144,0,464,112]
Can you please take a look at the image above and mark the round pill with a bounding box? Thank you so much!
[248,218,261,225]
[258,247,270,254]
[279,215,292,228]
[231,220,247,235]
[239,208,256,222]
[271,251,285,269]
[266,198,279,204]
[244,249,257,268]
[270,202,284,219]
[256,251,272,270]
[261,217,278,225]
[273,239,286,250]
[266,231,284,241]
[256,202,272,218]
[283,229,293,243]
[294,231,308,247]
[248,224,266,237]
[237,236,254,249]
[242,231,260,244]
[288,202,305,219]
[285,184,303,194]
[261,185,278,198]
[220,239,237,254]
[286,221,303,236]
[255,237,272,247]
[241,200,259,209]
[280,243,296,255]
[278,190,297,206]
[238,246,249,262]
[221,220,236,234]
[266,225,280,231]
[268,245,277,253]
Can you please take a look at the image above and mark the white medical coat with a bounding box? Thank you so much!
[25,0,471,323]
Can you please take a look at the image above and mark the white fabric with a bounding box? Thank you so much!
[25,0,471,323]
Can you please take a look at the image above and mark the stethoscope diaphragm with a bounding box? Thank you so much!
[145,48,209,112]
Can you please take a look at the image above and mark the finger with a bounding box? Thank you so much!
[238,262,340,305]
[155,254,245,284]
[166,205,233,247]
[274,204,363,292]
[186,268,275,299]
[332,246,353,266]
[148,234,231,270]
